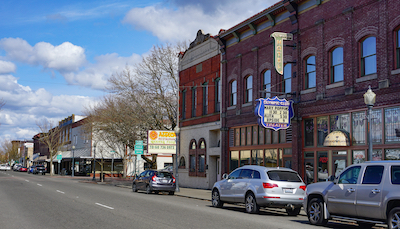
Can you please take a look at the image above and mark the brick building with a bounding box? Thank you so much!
[178,30,222,189]
[217,0,400,182]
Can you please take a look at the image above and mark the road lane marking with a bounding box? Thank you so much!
[56,190,65,194]
[37,184,42,186]
[95,203,114,210]
[25,180,29,182]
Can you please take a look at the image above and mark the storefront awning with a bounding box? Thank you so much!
[323,130,350,146]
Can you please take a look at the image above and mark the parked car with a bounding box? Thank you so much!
[13,164,22,171]
[211,165,306,215]
[132,170,176,195]
[19,167,28,172]
[28,165,36,174]
[33,165,46,175]
[0,164,11,171]
[304,160,400,229]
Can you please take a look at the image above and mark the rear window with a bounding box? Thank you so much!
[267,171,302,182]
[391,166,400,185]
[157,172,173,178]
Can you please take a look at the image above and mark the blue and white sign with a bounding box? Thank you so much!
[255,96,294,131]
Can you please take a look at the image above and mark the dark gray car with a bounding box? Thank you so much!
[304,161,400,229]
[132,170,176,195]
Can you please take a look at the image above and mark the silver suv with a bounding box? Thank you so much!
[304,161,400,228]
[211,165,306,215]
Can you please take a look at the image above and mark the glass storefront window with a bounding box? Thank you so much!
[198,154,205,172]
[240,150,251,166]
[251,150,263,166]
[330,114,350,133]
[333,151,347,178]
[265,149,277,167]
[258,127,264,145]
[272,130,279,144]
[373,149,382,161]
[230,151,239,172]
[317,116,328,146]
[352,111,366,144]
[305,118,314,147]
[235,129,240,146]
[318,152,329,181]
[280,129,286,143]
[385,149,400,160]
[265,129,271,144]
[241,127,246,146]
[247,127,252,145]
[252,126,258,145]
[385,107,400,143]
[304,152,314,184]
[190,155,196,172]
[371,109,382,143]
[353,150,366,164]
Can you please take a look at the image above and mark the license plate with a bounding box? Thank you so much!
[161,180,168,183]
[283,188,294,194]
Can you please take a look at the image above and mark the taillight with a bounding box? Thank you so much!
[263,183,278,188]
[152,175,156,181]
[172,176,176,183]
[299,185,306,191]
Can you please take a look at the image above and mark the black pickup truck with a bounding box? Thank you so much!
[34,165,46,175]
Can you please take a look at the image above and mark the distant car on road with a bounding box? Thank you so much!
[132,170,176,195]
[33,165,46,175]
[19,167,28,172]
[211,165,306,215]
[28,165,36,174]
[0,164,11,171]
[304,161,400,229]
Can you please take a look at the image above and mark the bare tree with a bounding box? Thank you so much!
[0,139,19,163]
[36,119,66,176]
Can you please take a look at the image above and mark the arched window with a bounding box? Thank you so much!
[361,36,376,76]
[305,55,316,89]
[230,80,237,106]
[263,70,271,98]
[330,47,344,83]
[189,140,197,175]
[244,75,253,103]
[188,139,206,177]
[283,64,291,93]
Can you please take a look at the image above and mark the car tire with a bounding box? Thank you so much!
[168,191,174,195]
[245,193,259,214]
[307,198,328,226]
[286,207,301,216]
[132,183,138,192]
[145,185,151,194]
[211,189,224,208]
[357,221,375,228]
[388,207,400,229]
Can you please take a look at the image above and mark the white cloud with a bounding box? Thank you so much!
[122,0,277,42]
[0,60,16,74]
[0,38,86,73]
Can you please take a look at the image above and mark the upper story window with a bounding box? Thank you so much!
[283,64,292,94]
[182,90,186,119]
[263,70,271,98]
[245,75,253,103]
[361,36,377,76]
[305,55,316,89]
[330,47,344,83]
[396,28,400,69]
[230,80,237,106]
[202,83,208,115]
[215,78,221,112]
[191,87,197,118]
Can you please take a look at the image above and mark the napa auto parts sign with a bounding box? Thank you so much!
[147,130,176,154]
[255,96,294,131]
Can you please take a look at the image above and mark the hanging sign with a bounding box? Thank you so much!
[271,32,293,75]
[255,96,294,131]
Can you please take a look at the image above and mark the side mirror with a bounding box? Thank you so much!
[328,175,335,181]
[222,173,229,180]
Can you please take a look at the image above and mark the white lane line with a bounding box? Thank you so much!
[25,180,29,182]
[56,190,65,194]
[37,184,42,186]
[95,203,114,210]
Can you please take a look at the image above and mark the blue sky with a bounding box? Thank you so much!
[0,0,276,142]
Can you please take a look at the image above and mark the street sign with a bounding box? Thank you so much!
[135,140,143,145]
[134,140,144,155]
[56,154,62,161]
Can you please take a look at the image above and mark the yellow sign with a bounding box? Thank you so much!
[147,130,177,154]
[323,131,350,146]
[271,32,293,75]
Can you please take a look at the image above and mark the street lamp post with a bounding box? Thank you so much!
[174,127,180,192]
[364,86,376,161]
[92,144,96,181]
[72,145,75,177]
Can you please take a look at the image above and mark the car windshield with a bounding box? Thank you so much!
[157,172,172,178]
[267,171,302,182]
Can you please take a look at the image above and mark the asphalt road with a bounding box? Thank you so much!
[0,171,384,229]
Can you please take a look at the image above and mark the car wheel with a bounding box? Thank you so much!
[307,198,328,226]
[145,185,151,194]
[154,191,159,194]
[168,191,174,195]
[388,207,400,229]
[286,207,301,216]
[211,189,224,208]
[132,183,137,192]
[357,221,374,228]
[245,193,259,214]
